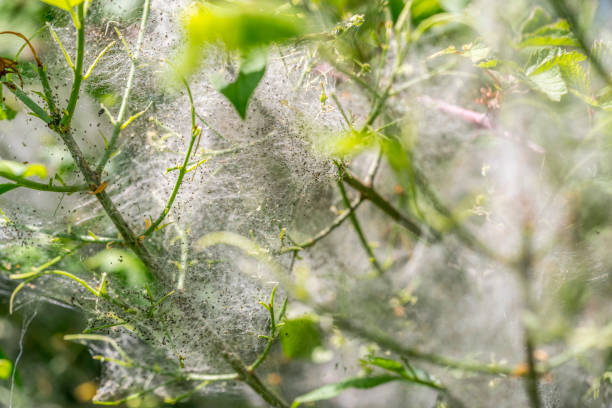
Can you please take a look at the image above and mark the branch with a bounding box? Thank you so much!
[293,196,363,250]
[44,1,164,282]
[289,152,381,250]
[337,179,384,275]
[0,171,87,193]
[417,96,545,153]
[329,312,515,376]
[418,96,492,129]
[340,169,430,240]
[206,328,289,408]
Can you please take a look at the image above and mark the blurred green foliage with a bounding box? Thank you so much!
[279,316,322,359]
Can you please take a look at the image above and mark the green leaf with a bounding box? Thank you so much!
[528,65,568,101]
[367,357,444,389]
[292,375,401,407]
[526,48,588,91]
[177,1,303,78]
[526,48,585,75]
[0,359,12,380]
[317,128,376,158]
[411,0,445,26]
[0,160,47,179]
[477,59,498,68]
[39,0,84,11]
[569,88,599,107]
[519,35,579,48]
[518,18,578,49]
[0,184,20,195]
[211,48,267,120]
[279,316,322,360]
[528,19,572,37]
[388,0,406,24]
[85,249,153,288]
[186,2,302,51]
[368,357,406,374]
[596,86,612,111]
[0,102,17,121]
[520,7,553,35]
[518,7,578,49]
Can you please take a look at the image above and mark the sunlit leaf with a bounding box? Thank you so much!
[518,7,579,49]
[0,102,17,121]
[526,48,585,72]
[318,128,377,158]
[525,48,588,93]
[291,375,401,407]
[519,18,578,49]
[39,0,85,11]
[0,160,47,179]
[528,65,568,101]
[0,359,12,379]
[411,0,444,26]
[186,2,302,50]
[177,1,303,78]
[211,48,267,120]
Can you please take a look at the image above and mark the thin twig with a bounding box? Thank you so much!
[337,179,384,275]
[143,75,199,236]
[329,312,515,376]
[517,218,542,408]
[0,171,87,193]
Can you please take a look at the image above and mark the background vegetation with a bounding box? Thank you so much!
[1,0,611,407]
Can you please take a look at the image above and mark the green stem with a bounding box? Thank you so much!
[337,179,384,275]
[330,313,514,376]
[250,287,287,371]
[60,3,85,131]
[96,0,152,175]
[143,76,198,236]
[0,172,87,193]
[362,31,407,129]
